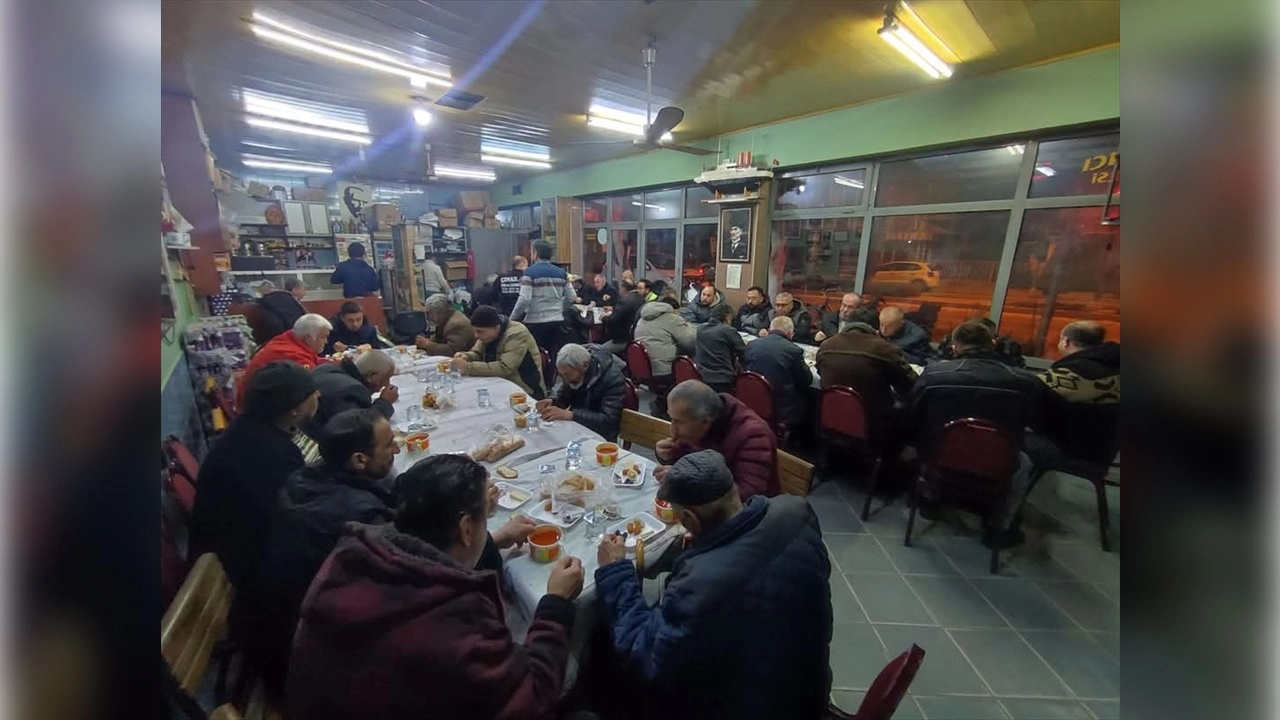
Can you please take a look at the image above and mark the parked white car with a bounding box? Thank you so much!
[868,261,940,292]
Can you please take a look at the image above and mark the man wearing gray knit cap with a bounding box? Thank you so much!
[593,449,833,720]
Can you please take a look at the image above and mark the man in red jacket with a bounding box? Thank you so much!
[654,380,780,499]
[236,314,332,410]
[286,454,585,720]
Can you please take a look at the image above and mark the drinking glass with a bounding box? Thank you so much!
[405,405,423,431]
[477,388,491,408]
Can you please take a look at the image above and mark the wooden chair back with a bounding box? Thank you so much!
[162,553,235,696]
[778,449,814,497]
[619,409,671,451]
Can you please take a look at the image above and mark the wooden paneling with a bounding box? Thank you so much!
[162,93,224,297]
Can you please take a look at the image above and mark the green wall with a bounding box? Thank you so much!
[495,47,1118,204]
[161,270,198,390]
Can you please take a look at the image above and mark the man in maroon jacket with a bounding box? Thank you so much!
[654,380,780,500]
[286,454,585,720]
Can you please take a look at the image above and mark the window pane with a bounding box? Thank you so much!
[612,229,637,279]
[769,217,864,308]
[643,228,677,286]
[999,207,1120,359]
[865,211,1010,341]
[685,186,717,218]
[775,169,867,211]
[610,193,642,222]
[583,197,609,224]
[582,228,607,277]
[875,148,1022,206]
[683,223,718,286]
[1029,134,1119,198]
[643,188,682,221]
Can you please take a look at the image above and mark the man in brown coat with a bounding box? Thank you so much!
[415,294,476,356]
[815,321,917,455]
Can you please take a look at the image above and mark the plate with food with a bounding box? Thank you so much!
[527,500,585,529]
[493,482,533,511]
[612,457,650,488]
[604,512,665,547]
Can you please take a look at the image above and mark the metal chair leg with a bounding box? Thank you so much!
[903,478,919,547]
[1095,475,1113,552]
[989,546,1000,574]
[860,458,880,521]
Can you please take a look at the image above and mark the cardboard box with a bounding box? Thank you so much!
[443,260,470,281]
[438,216,458,228]
[291,187,327,202]
[247,181,272,198]
[484,218,500,228]
[465,217,484,229]
[437,207,458,218]
[458,190,491,212]
[364,203,402,230]
[484,204,498,218]
[465,210,486,222]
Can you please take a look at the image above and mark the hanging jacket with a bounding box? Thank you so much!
[462,318,547,399]
[634,302,696,377]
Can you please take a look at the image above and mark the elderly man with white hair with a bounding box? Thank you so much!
[878,306,934,364]
[302,349,400,439]
[536,343,627,440]
[236,313,333,410]
[415,294,476,357]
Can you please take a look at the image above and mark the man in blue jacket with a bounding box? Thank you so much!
[594,450,833,720]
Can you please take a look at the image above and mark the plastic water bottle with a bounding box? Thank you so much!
[565,441,582,471]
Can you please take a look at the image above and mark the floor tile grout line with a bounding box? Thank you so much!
[1027,581,1092,634]
[939,627,1002,699]
[873,533,946,627]
[1009,627,1084,702]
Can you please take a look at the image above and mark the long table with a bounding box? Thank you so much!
[737,332,925,387]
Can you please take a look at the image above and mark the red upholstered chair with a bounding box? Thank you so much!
[672,356,701,386]
[905,419,1021,574]
[826,644,926,720]
[163,435,200,486]
[733,371,777,431]
[625,342,654,386]
[818,386,882,520]
[166,467,197,515]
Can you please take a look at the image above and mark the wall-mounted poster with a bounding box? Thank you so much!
[338,182,372,224]
[719,207,752,263]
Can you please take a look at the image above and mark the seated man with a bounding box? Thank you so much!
[257,279,308,342]
[236,314,331,410]
[878,306,935,364]
[454,305,547,399]
[764,291,812,344]
[1037,321,1120,465]
[695,303,746,393]
[938,317,1025,367]
[814,292,876,343]
[635,278,658,303]
[733,285,772,336]
[189,362,319,594]
[580,273,619,308]
[743,316,813,430]
[601,280,644,356]
[655,380,779,499]
[415,293,476,357]
[595,450,832,720]
[324,301,388,355]
[286,454,583,720]
[680,283,730,325]
[301,349,398,438]
[815,321,917,461]
[634,296,696,417]
[536,343,626,441]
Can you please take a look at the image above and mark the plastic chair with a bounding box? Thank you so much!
[817,386,881,520]
[672,356,701,385]
[733,371,776,430]
[826,644,926,720]
[905,419,1022,574]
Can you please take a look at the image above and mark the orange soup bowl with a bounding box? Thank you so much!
[654,498,677,524]
[528,524,563,563]
[509,392,527,407]
[595,442,619,467]
[404,433,430,453]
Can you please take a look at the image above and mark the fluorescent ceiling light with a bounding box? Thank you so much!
[586,115,673,142]
[413,107,433,127]
[246,116,372,144]
[631,201,663,210]
[242,89,369,135]
[480,143,551,162]
[434,165,496,181]
[481,154,552,170]
[877,16,952,79]
[588,104,651,126]
[1035,166,1057,177]
[832,175,865,189]
[1006,144,1026,155]
[241,156,332,174]
[250,14,451,89]
[241,140,297,152]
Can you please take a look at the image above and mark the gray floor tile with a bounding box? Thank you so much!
[1048,542,1120,586]
[861,501,918,538]
[905,576,1009,629]
[1035,582,1120,632]
[811,496,867,533]
[829,622,889,690]
[999,550,1076,581]
[1084,700,1120,719]
[998,699,1093,720]
[1090,631,1119,661]
[827,534,897,573]
[948,629,1070,697]
[969,579,1075,630]
[884,540,962,576]
[1094,583,1120,605]
[831,574,871,624]
[831,691,924,719]
[915,696,1010,720]
[809,480,844,500]
[1021,631,1120,699]
[933,536,1003,576]
[875,625,989,696]
[848,573,937,625]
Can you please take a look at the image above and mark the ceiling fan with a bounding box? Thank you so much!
[573,38,714,156]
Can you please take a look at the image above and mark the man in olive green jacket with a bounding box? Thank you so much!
[416,294,476,357]
[453,306,548,399]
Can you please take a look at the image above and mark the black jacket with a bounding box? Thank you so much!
[768,300,813,344]
[258,291,307,342]
[323,314,388,355]
[594,495,832,720]
[605,291,645,344]
[552,348,626,440]
[188,415,305,593]
[680,289,730,325]
[734,301,772,336]
[302,359,394,439]
[1040,343,1120,463]
[696,319,747,387]
[330,258,382,298]
[495,270,523,316]
[817,308,880,341]
[472,282,502,310]
[580,283,619,308]
[939,329,1025,368]
[908,352,1063,443]
[744,331,814,426]
[882,319,935,364]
